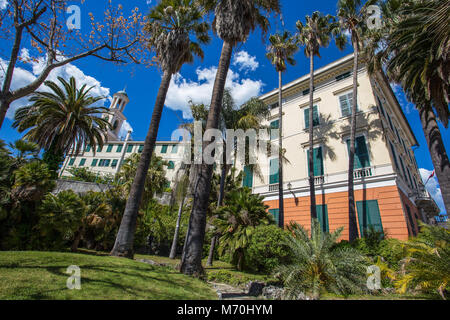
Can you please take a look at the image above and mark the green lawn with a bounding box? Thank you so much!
[0,251,217,300]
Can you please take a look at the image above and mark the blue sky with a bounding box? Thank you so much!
[0,0,448,215]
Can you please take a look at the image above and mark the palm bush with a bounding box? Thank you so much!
[277,220,367,300]
[214,188,273,271]
[395,222,450,300]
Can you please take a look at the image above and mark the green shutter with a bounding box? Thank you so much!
[126,145,133,153]
[97,146,103,152]
[161,145,168,153]
[79,158,86,166]
[98,159,105,167]
[339,94,351,117]
[91,159,98,167]
[116,144,123,153]
[304,105,319,129]
[346,136,370,169]
[269,209,280,225]
[243,165,253,188]
[307,147,324,176]
[270,120,279,140]
[356,200,384,237]
[85,145,91,152]
[171,145,178,153]
[389,142,399,170]
[111,159,118,167]
[316,205,329,232]
[106,144,113,152]
[104,159,111,167]
[68,158,75,166]
[269,158,279,184]
[138,145,144,153]
[168,161,175,169]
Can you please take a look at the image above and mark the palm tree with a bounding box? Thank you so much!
[337,0,376,242]
[380,0,450,213]
[296,12,341,223]
[8,139,40,167]
[12,76,110,172]
[180,0,281,274]
[214,187,273,271]
[277,220,367,300]
[266,31,298,229]
[110,0,210,258]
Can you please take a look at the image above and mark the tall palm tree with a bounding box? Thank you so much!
[12,76,109,171]
[381,0,450,213]
[110,0,210,258]
[266,31,298,229]
[296,12,342,223]
[181,0,281,276]
[337,0,376,242]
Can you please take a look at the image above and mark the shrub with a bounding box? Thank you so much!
[245,225,291,273]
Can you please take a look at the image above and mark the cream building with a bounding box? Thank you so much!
[61,54,440,240]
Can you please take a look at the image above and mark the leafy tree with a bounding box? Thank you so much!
[266,31,298,228]
[395,222,450,300]
[111,0,210,259]
[12,76,110,172]
[277,220,367,300]
[8,139,40,168]
[214,188,273,271]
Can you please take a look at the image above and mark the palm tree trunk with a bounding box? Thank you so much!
[169,196,185,259]
[206,235,217,267]
[308,54,317,220]
[348,39,359,242]
[180,41,233,276]
[278,71,284,228]
[419,106,450,214]
[71,226,84,252]
[110,71,173,258]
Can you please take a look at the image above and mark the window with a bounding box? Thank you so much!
[269,102,279,110]
[165,181,171,189]
[387,114,394,130]
[98,159,105,167]
[97,146,103,152]
[167,161,175,170]
[85,145,91,152]
[346,136,371,169]
[91,159,98,167]
[106,144,113,152]
[79,158,86,166]
[161,145,168,153]
[243,165,253,188]
[315,205,329,233]
[68,158,75,166]
[356,200,384,237]
[270,120,279,140]
[116,144,123,153]
[395,127,401,143]
[111,159,118,167]
[104,159,111,167]
[269,209,280,225]
[307,147,324,177]
[376,96,386,117]
[389,141,400,171]
[336,72,351,81]
[405,206,417,236]
[399,156,407,181]
[138,145,144,153]
[339,92,357,117]
[269,158,279,184]
[302,88,310,96]
[171,145,178,153]
[126,145,133,153]
[304,105,319,129]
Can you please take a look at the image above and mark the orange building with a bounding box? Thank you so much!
[242,54,439,240]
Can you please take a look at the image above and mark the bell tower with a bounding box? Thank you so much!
[104,89,129,141]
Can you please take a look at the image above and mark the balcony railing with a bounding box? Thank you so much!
[314,176,325,185]
[354,167,373,179]
[269,183,279,192]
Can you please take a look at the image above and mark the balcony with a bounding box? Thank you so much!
[414,188,440,218]
[354,167,373,179]
[314,176,325,185]
[269,183,279,192]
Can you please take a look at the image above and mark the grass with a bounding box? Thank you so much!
[0,251,217,300]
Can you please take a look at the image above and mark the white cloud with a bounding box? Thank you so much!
[0,0,8,10]
[0,50,133,137]
[165,66,264,119]
[419,168,446,215]
[232,51,259,73]
[118,120,133,140]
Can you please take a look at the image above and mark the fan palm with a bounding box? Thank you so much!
[277,220,367,300]
[214,187,272,271]
[111,0,210,258]
[182,0,282,273]
[296,12,343,223]
[266,31,298,229]
[337,0,377,242]
[12,76,109,171]
[8,139,40,167]
[381,0,450,213]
